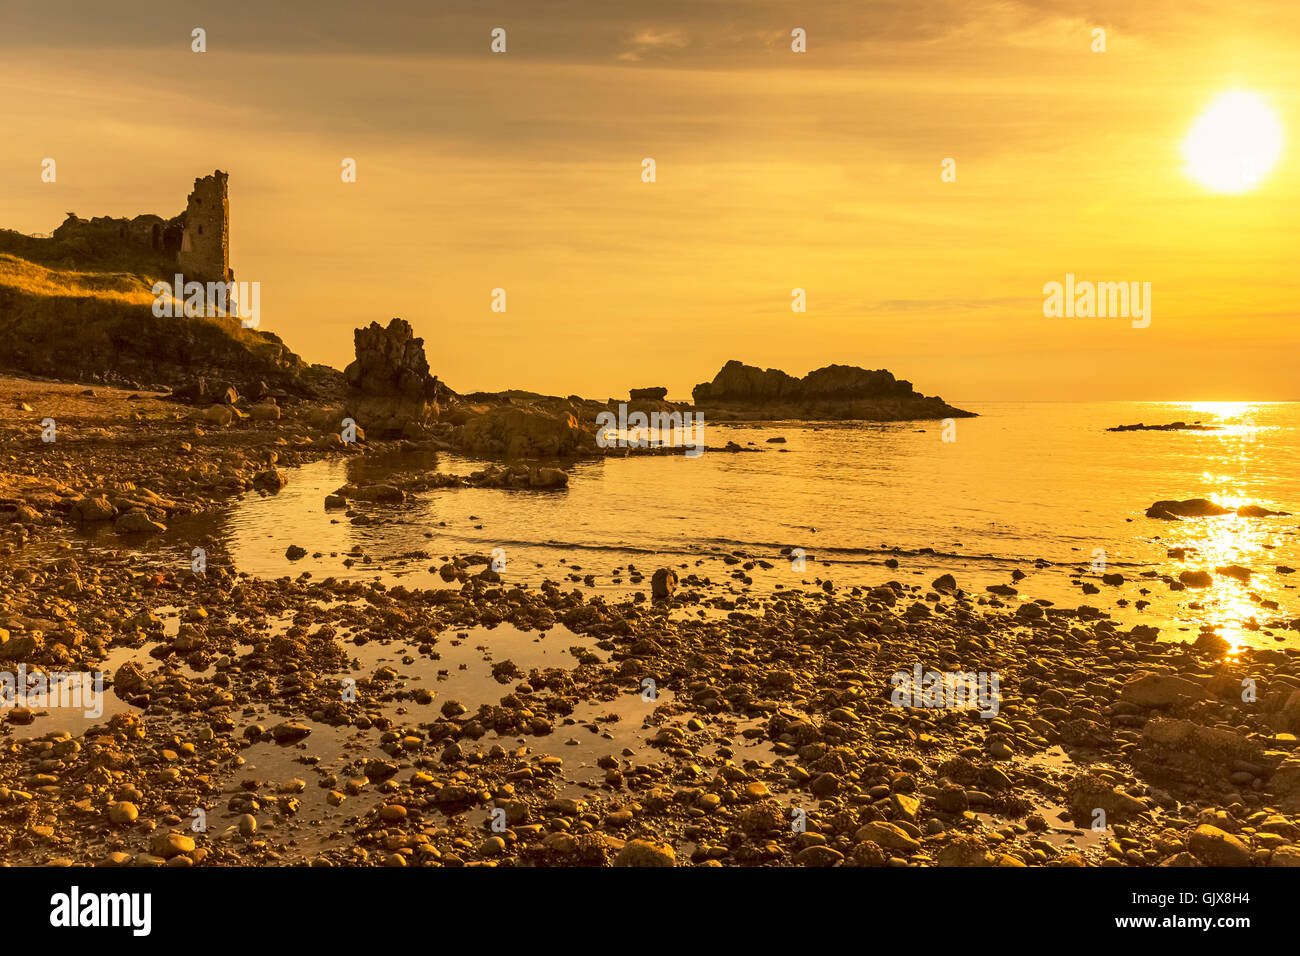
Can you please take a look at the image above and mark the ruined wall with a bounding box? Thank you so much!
[44,170,232,282]
[53,213,167,249]
[177,171,231,282]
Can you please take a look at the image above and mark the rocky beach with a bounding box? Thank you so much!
[3,364,1300,870]
[5,1,1296,941]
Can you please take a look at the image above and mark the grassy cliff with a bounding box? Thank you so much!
[0,247,308,393]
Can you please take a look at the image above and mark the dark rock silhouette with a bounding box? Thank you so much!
[343,318,454,438]
[1108,421,1223,432]
[344,318,450,400]
[691,360,973,421]
[1146,498,1233,519]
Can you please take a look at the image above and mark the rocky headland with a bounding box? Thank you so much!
[691,360,974,421]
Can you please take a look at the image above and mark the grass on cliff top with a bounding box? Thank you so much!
[0,253,159,306]
[0,227,177,278]
[0,252,290,360]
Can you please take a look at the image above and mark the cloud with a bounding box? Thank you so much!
[0,0,1145,63]
[618,27,691,62]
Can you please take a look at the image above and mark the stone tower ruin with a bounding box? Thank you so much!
[48,170,233,284]
[177,171,231,282]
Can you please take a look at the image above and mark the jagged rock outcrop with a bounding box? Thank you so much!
[695,362,910,403]
[343,318,454,438]
[345,318,445,399]
[630,387,668,400]
[691,360,973,421]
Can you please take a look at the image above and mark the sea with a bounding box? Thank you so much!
[185,400,1300,654]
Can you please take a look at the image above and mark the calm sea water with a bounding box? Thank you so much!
[207,401,1300,650]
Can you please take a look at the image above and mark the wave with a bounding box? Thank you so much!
[381,528,1152,569]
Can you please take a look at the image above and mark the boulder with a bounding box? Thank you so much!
[530,466,569,489]
[651,568,677,601]
[1141,717,1268,767]
[1067,772,1148,823]
[793,845,844,867]
[459,406,598,459]
[630,387,668,401]
[347,395,426,440]
[1269,845,1300,866]
[1193,631,1230,656]
[71,496,116,523]
[201,404,235,427]
[1120,673,1206,708]
[253,469,287,492]
[271,721,312,743]
[308,406,348,431]
[115,510,165,534]
[934,836,995,867]
[112,660,149,699]
[613,840,675,867]
[1237,504,1290,517]
[1146,498,1233,519]
[0,634,42,661]
[1187,825,1252,867]
[1265,756,1300,804]
[150,832,196,859]
[853,821,920,853]
[334,483,403,503]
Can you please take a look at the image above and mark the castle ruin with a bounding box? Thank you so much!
[177,172,230,282]
[50,170,232,282]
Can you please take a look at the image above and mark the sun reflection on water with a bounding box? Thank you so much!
[1185,401,1255,418]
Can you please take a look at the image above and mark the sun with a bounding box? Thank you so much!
[1183,90,1284,194]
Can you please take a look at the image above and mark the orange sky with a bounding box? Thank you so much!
[2,0,1297,401]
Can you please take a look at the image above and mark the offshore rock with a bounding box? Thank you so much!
[691,360,973,421]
